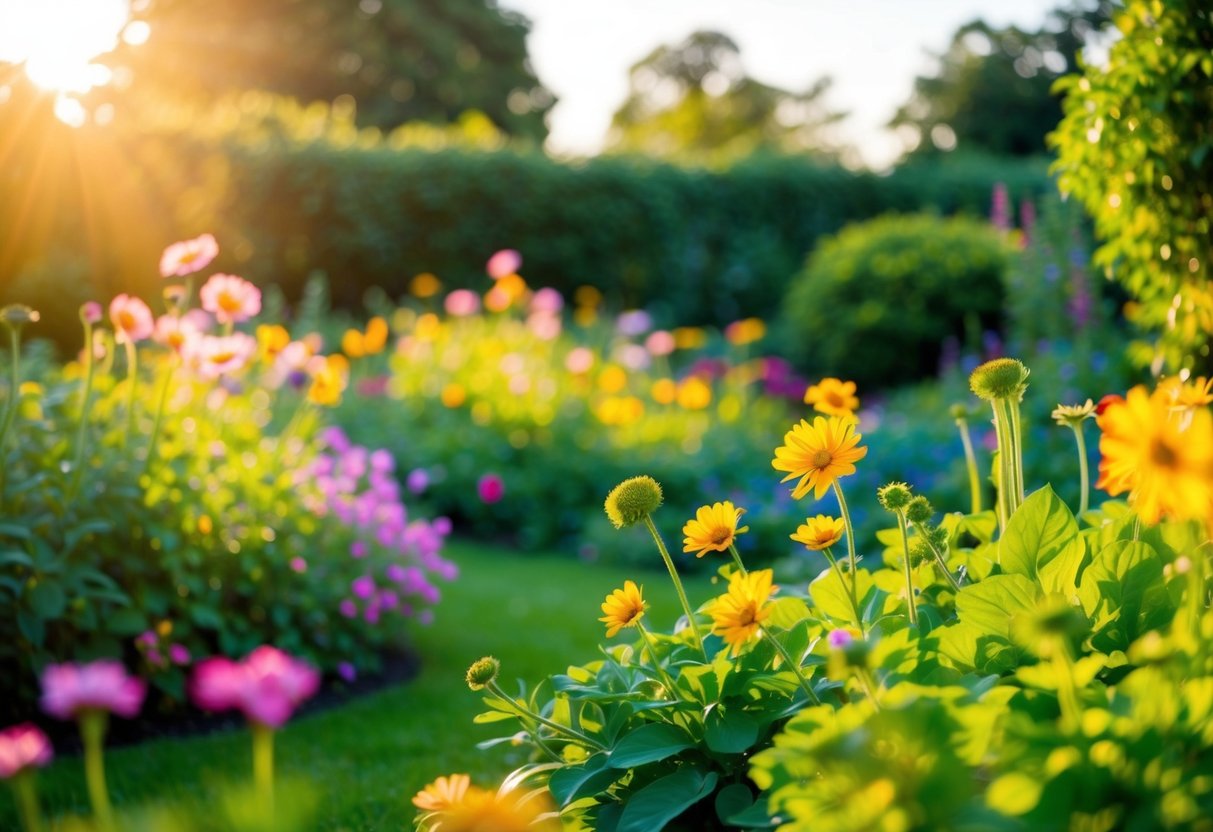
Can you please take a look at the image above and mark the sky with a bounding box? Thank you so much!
[500,0,1062,168]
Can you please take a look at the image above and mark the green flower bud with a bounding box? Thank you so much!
[948,403,972,421]
[465,655,500,691]
[969,358,1030,401]
[0,304,39,331]
[905,495,934,526]
[604,476,663,529]
[876,482,913,512]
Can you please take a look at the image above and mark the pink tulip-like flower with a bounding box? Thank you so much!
[108,294,154,344]
[0,723,53,779]
[40,661,146,720]
[486,248,522,279]
[160,233,219,278]
[190,646,320,729]
[199,273,261,324]
[80,301,103,326]
[477,473,504,504]
[193,333,257,379]
[444,289,481,317]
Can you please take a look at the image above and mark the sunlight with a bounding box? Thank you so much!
[0,0,129,96]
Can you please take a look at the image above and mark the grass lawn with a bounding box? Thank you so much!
[10,539,715,831]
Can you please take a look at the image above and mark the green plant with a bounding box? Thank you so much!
[778,213,1013,389]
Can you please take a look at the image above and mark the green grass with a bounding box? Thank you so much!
[10,539,715,831]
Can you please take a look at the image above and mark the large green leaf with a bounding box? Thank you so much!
[27,581,66,619]
[608,722,694,768]
[1078,541,1171,651]
[704,706,762,754]
[617,768,719,832]
[999,486,1079,578]
[1037,537,1088,598]
[809,567,872,623]
[548,753,618,807]
[955,574,1039,638]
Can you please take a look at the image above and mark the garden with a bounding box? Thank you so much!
[0,0,1211,830]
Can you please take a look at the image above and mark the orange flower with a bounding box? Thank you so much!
[708,569,777,656]
[772,416,868,500]
[804,378,859,417]
[790,515,845,551]
[682,502,749,558]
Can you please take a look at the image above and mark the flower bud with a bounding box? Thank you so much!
[0,304,39,331]
[79,302,102,326]
[604,476,663,529]
[876,482,912,512]
[905,495,934,526]
[465,656,500,691]
[969,358,1030,401]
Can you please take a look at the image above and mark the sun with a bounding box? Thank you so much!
[0,0,132,96]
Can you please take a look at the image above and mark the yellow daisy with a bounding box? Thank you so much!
[412,773,472,812]
[790,515,845,551]
[435,787,560,832]
[803,377,859,417]
[772,416,868,500]
[682,501,749,558]
[599,580,648,637]
[708,569,777,656]
[1096,385,1213,525]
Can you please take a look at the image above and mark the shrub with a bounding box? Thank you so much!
[778,213,1013,389]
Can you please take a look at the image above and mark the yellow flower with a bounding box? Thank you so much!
[1051,399,1096,427]
[803,377,859,417]
[362,316,389,354]
[599,580,647,637]
[410,273,442,298]
[412,773,472,811]
[790,515,845,551]
[441,383,467,408]
[414,779,560,832]
[1167,375,1213,409]
[307,354,349,407]
[676,376,712,410]
[256,324,290,362]
[709,569,777,656]
[772,416,868,500]
[651,378,677,405]
[341,328,366,359]
[673,326,706,349]
[725,317,766,346]
[682,501,749,558]
[1096,385,1213,525]
[598,365,628,393]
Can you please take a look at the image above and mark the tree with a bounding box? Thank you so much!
[891,3,1113,158]
[606,31,847,163]
[101,0,554,141]
[1050,0,1213,373]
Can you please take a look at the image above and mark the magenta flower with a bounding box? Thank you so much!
[827,629,854,650]
[169,644,191,666]
[477,473,504,504]
[443,289,481,317]
[40,661,146,720]
[486,248,522,279]
[199,273,261,324]
[160,233,219,278]
[193,333,257,379]
[337,662,356,683]
[80,301,103,325]
[406,468,430,494]
[190,646,320,729]
[352,575,376,599]
[108,294,154,344]
[0,723,53,779]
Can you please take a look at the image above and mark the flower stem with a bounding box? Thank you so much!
[955,416,983,514]
[821,546,864,634]
[760,626,821,705]
[912,522,961,591]
[856,668,883,711]
[643,515,706,657]
[1007,396,1026,507]
[0,326,22,503]
[66,322,98,501]
[895,512,918,626]
[251,723,275,823]
[11,773,44,832]
[831,481,859,579]
[121,340,138,452]
[989,400,1015,534]
[1070,423,1090,518]
[636,621,678,697]
[727,543,747,576]
[486,680,606,751]
[80,710,114,832]
[142,359,176,478]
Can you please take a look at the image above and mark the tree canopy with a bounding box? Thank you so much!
[606,30,847,164]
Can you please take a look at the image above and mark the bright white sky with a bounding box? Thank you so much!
[0,0,1064,167]
[502,0,1062,168]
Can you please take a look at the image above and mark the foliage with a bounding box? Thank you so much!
[96,0,554,140]
[436,361,1213,831]
[891,2,1113,158]
[0,254,452,725]
[778,213,1013,389]
[606,30,846,165]
[1051,0,1213,373]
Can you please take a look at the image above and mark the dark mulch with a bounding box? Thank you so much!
[39,647,421,755]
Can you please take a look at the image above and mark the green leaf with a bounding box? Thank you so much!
[17,610,45,646]
[809,567,872,623]
[714,783,756,826]
[999,486,1078,579]
[106,608,149,636]
[987,772,1042,815]
[1037,537,1087,597]
[617,768,718,832]
[548,753,618,807]
[27,581,66,619]
[955,574,1039,638]
[0,549,33,568]
[704,707,762,754]
[1078,541,1171,651]
[608,722,694,768]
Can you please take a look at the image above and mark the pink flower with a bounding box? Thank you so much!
[190,646,319,729]
[529,287,564,315]
[444,289,481,317]
[108,294,154,344]
[160,233,219,278]
[827,629,854,650]
[153,313,205,356]
[199,274,261,324]
[352,576,376,599]
[486,249,522,279]
[290,557,308,573]
[477,473,504,504]
[645,330,676,357]
[0,723,53,779]
[169,644,191,666]
[80,302,102,325]
[193,333,256,379]
[406,468,430,494]
[40,660,146,720]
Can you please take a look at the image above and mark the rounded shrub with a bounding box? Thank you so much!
[778,213,1012,390]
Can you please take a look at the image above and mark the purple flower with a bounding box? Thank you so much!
[0,723,53,779]
[406,468,430,494]
[616,309,653,337]
[337,662,356,683]
[40,661,146,720]
[352,576,376,600]
[350,540,368,559]
[386,564,407,583]
[370,449,394,473]
[828,629,854,650]
[169,644,192,666]
[339,599,358,618]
